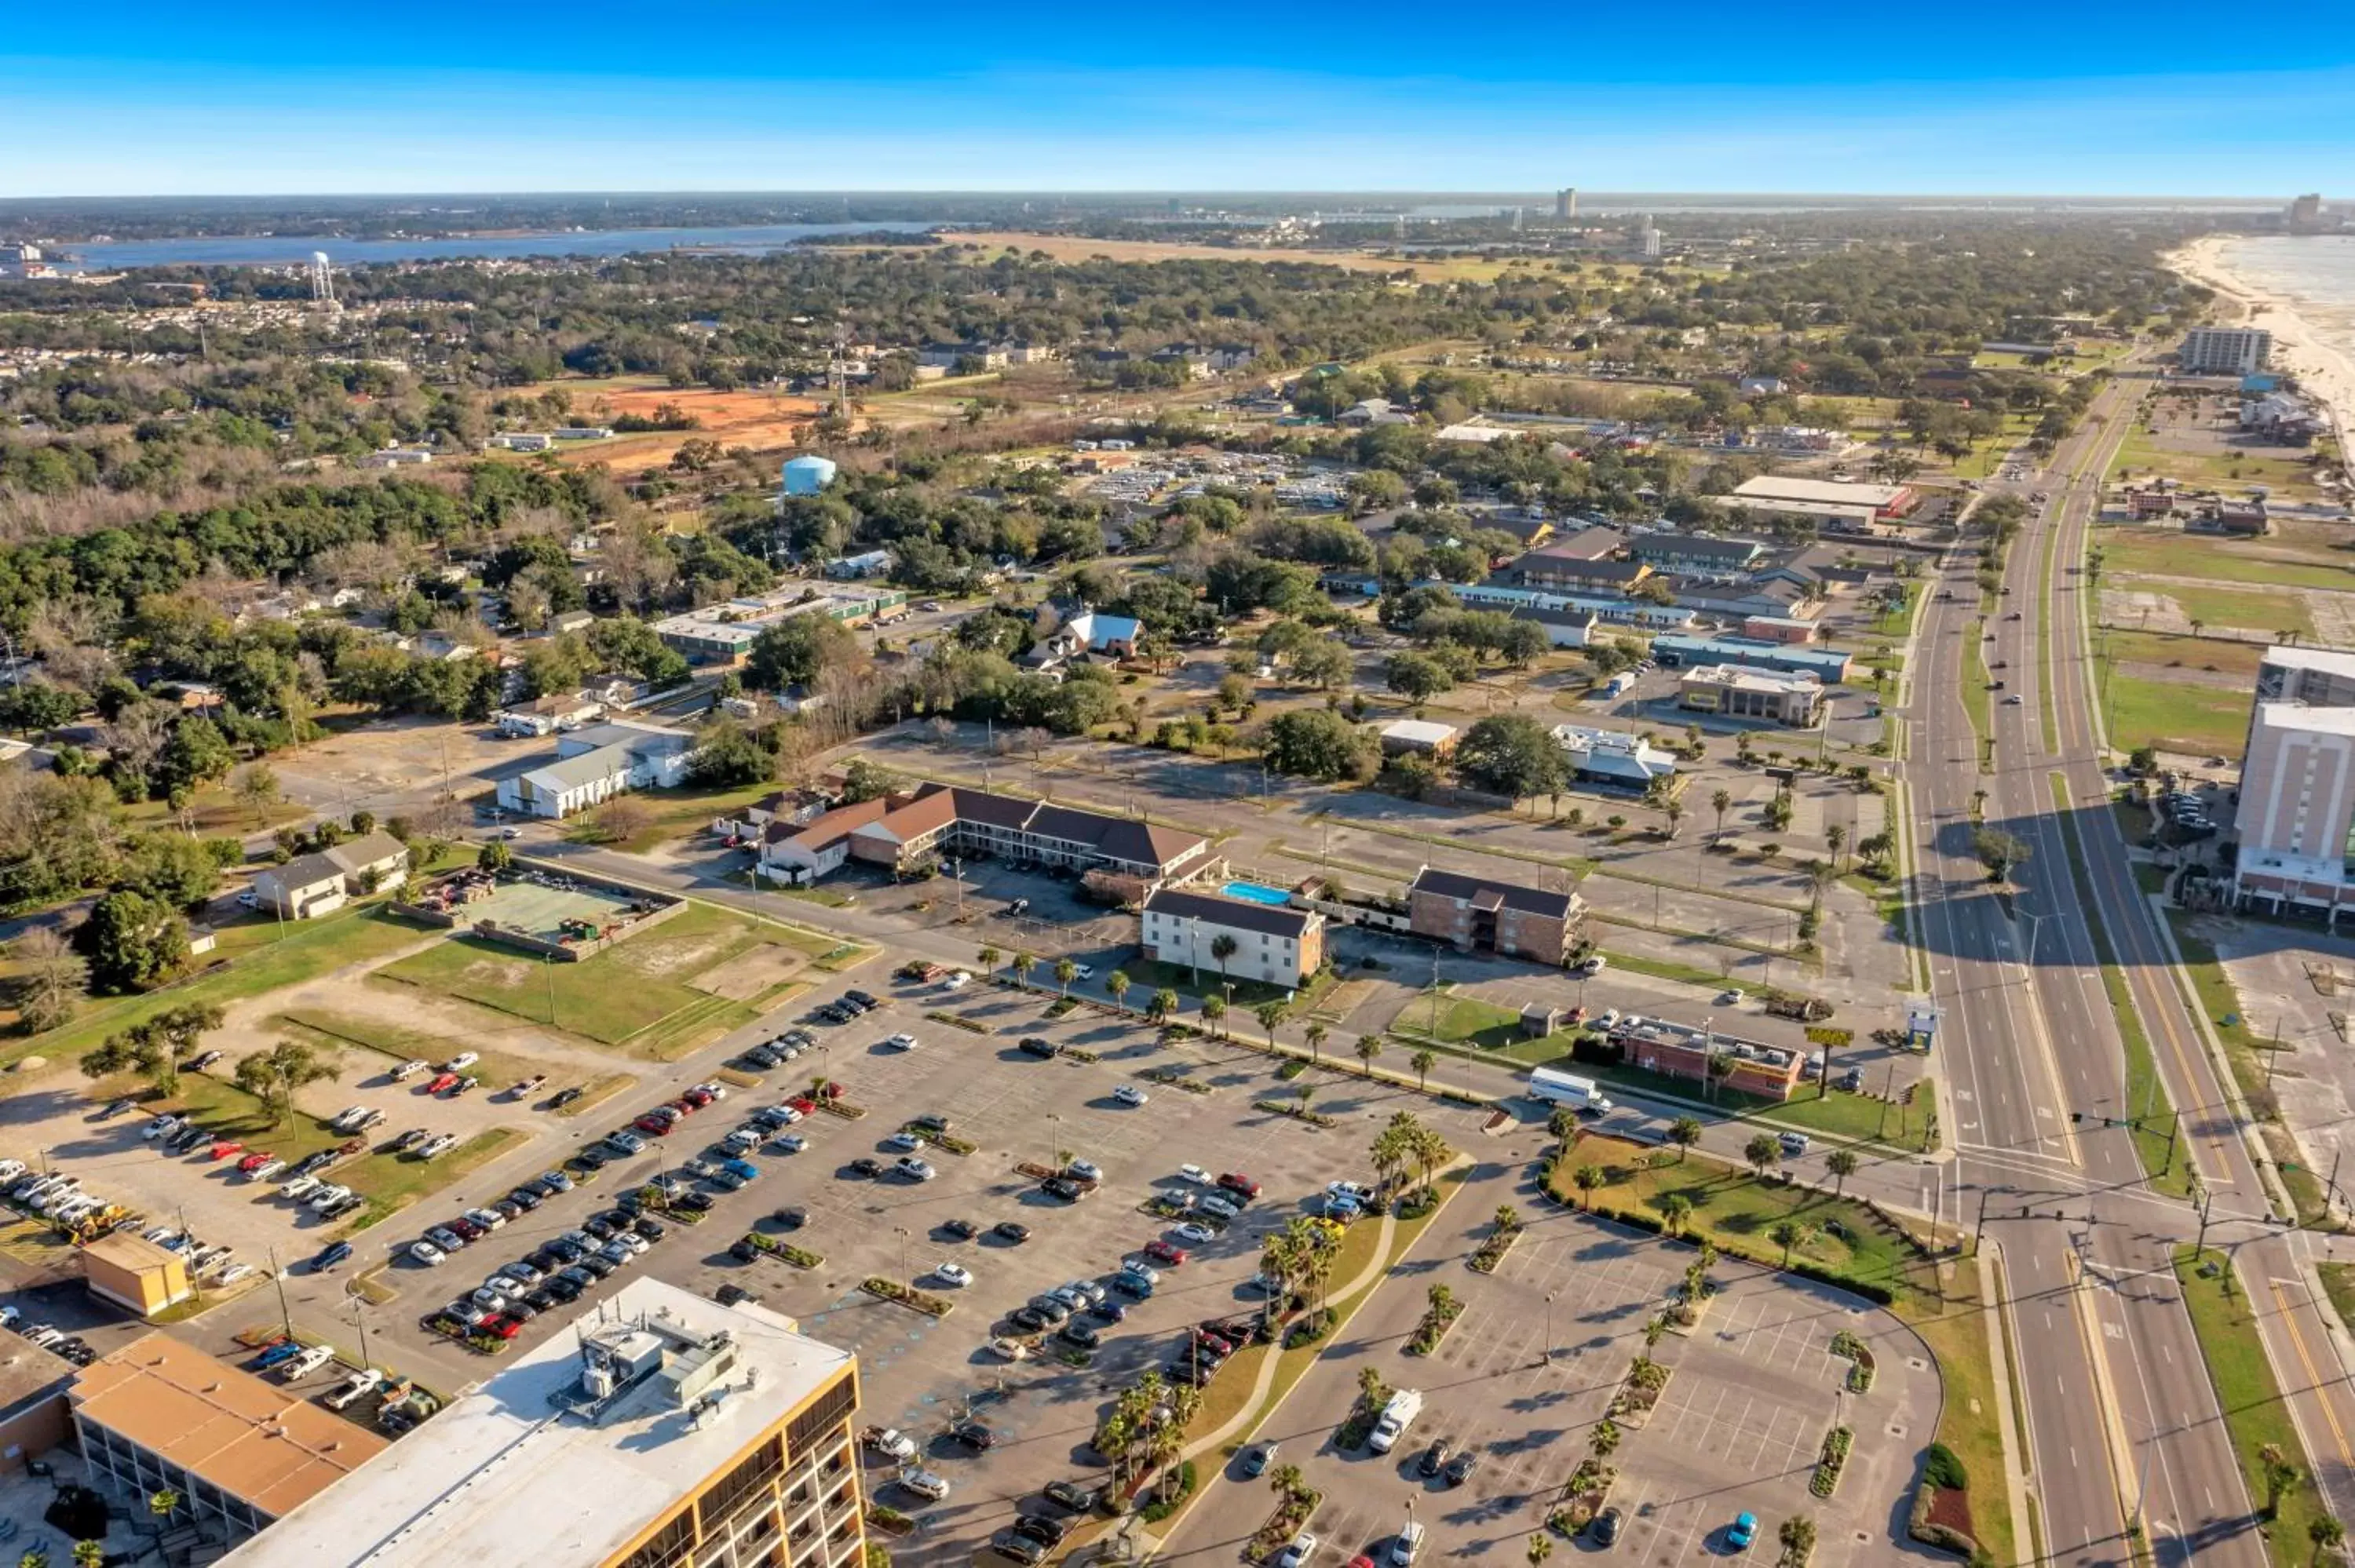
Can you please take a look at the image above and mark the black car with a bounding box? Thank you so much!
[557,1265,597,1291]
[995,1220,1031,1244]
[717,1283,761,1307]
[1042,1178,1085,1202]
[492,1198,524,1223]
[1091,1300,1128,1322]
[1167,1360,1208,1386]
[1013,1514,1072,1547]
[675,1191,713,1212]
[633,1216,666,1242]
[546,1275,584,1303]
[1060,1322,1101,1349]
[1418,1438,1451,1478]
[1010,1306,1050,1333]
[550,1086,585,1108]
[584,1216,618,1241]
[849,1158,885,1179]
[312,1241,353,1271]
[503,1300,538,1323]
[578,1253,620,1279]
[1588,1507,1623,1545]
[944,1218,979,1240]
[772,1206,808,1230]
[845,990,879,1008]
[1444,1449,1479,1486]
[740,1046,780,1069]
[524,1176,562,1199]
[1017,1037,1060,1059]
[1042,1480,1101,1514]
[170,1125,210,1152]
[990,1533,1045,1567]
[952,1420,999,1450]
[523,1287,560,1313]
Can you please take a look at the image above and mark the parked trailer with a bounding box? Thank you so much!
[1525,1067,1614,1117]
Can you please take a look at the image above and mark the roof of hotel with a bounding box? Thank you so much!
[1142,887,1318,939]
[217,1281,853,1568]
[1408,866,1579,919]
[849,784,1207,871]
[71,1334,389,1521]
[2252,702,2355,739]
[2263,647,2355,680]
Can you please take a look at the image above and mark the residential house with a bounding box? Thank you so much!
[496,692,605,738]
[1406,866,1583,965]
[1378,720,1459,757]
[1046,611,1142,660]
[251,830,411,919]
[1138,888,1324,988]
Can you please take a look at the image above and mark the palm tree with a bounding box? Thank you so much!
[1011,951,1036,988]
[1668,1116,1703,1161]
[148,1490,181,1525]
[1427,1281,1458,1317]
[1663,799,1684,840]
[1356,1034,1382,1077]
[2261,1442,2301,1519]
[1411,1048,1435,1092]
[1744,1134,1782,1180]
[1147,988,1178,1025]
[1494,1202,1520,1231]
[1210,933,1239,986]
[1769,1220,1803,1266]
[1590,1417,1622,1460]
[1357,1364,1391,1415]
[2309,1515,2344,1564]
[1659,1193,1693,1237]
[1255,1001,1286,1052]
[72,1546,103,1568]
[1106,969,1131,1011]
[1201,994,1227,1037]
[1826,1148,1859,1198]
[1054,957,1077,997]
[1304,1023,1327,1064]
[1527,1533,1554,1566]
[1572,1165,1603,1209]
[1269,1462,1306,1504]
[1779,1517,1817,1559]
[1294,1082,1316,1117]
[977,944,1001,977]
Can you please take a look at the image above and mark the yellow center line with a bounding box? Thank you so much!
[2270,1279,2355,1470]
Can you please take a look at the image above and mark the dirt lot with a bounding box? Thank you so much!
[510,380,831,473]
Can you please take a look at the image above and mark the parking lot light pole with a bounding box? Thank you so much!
[894,1227,911,1283]
[1543,1293,1555,1365]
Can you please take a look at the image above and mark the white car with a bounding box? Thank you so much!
[770,1133,809,1154]
[1070,964,1094,980]
[893,1157,937,1182]
[988,1336,1033,1362]
[410,1241,447,1266]
[142,1114,181,1140]
[942,972,971,990]
[1067,1158,1103,1182]
[1172,1223,1216,1245]
[1199,1195,1241,1220]
[867,1428,918,1460]
[934,1262,973,1288]
[1176,1164,1214,1187]
[1113,1085,1149,1107]
[280,1175,320,1201]
[882,1132,922,1151]
[389,1059,429,1081]
[441,1052,480,1073]
[463,1207,506,1232]
[418,1134,461,1159]
[885,1034,918,1051]
[900,1469,953,1502]
[308,1184,353,1212]
[1277,1533,1319,1568]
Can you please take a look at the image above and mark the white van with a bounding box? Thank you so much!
[1389,1522,1426,1566]
[1367,1387,1423,1453]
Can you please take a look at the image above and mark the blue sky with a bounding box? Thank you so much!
[5,0,2351,196]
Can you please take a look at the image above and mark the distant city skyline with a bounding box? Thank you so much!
[3,1,2351,197]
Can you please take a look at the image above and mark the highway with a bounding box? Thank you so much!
[1908,357,2355,1565]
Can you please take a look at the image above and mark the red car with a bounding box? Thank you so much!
[681,1088,716,1110]
[425,1072,460,1094]
[1144,1241,1188,1266]
[208,1140,244,1161]
[236,1150,275,1172]
[484,1315,524,1340]
[1216,1172,1261,1200]
[634,1114,677,1136]
[668,1097,699,1117]
[788,1097,818,1115]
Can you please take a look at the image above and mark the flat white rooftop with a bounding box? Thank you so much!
[2255,701,2355,739]
[2263,646,2355,681]
[221,1279,855,1568]
[1730,475,1906,509]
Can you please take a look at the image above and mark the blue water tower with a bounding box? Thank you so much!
[782,455,838,497]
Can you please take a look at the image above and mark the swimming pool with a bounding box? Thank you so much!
[1221,881,1293,906]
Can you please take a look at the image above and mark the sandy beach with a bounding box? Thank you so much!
[2167,235,2355,459]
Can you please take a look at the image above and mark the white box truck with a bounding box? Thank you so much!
[1368,1387,1423,1453]
[1527,1067,1614,1117]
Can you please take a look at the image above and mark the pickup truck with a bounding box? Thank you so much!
[861,1426,918,1461]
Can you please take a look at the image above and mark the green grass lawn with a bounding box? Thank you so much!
[2095,528,2355,593]
[2100,670,2251,760]
[560,780,783,853]
[2155,585,2315,640]
[2096,629,2268,679]
[2171,1247,2332,1566]
[2110,431,2328,501]
[7,906,429,1073]
[374,902,772,1045]
[336,1128,528,1231]
[1115,956,1331,1013]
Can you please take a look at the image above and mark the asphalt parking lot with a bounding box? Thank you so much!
[1158,1178,1934,1568]
[331,979,1491,1566]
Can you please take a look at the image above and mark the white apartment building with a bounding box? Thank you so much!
[2178,326,2273,377]
[2232,702,2355,921]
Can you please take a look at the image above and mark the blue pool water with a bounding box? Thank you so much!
[1221,881,1293,906]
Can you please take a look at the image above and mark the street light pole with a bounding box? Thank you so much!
[1543,1292,1554,1365]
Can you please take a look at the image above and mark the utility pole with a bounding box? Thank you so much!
[2193,1183,2215,1261]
